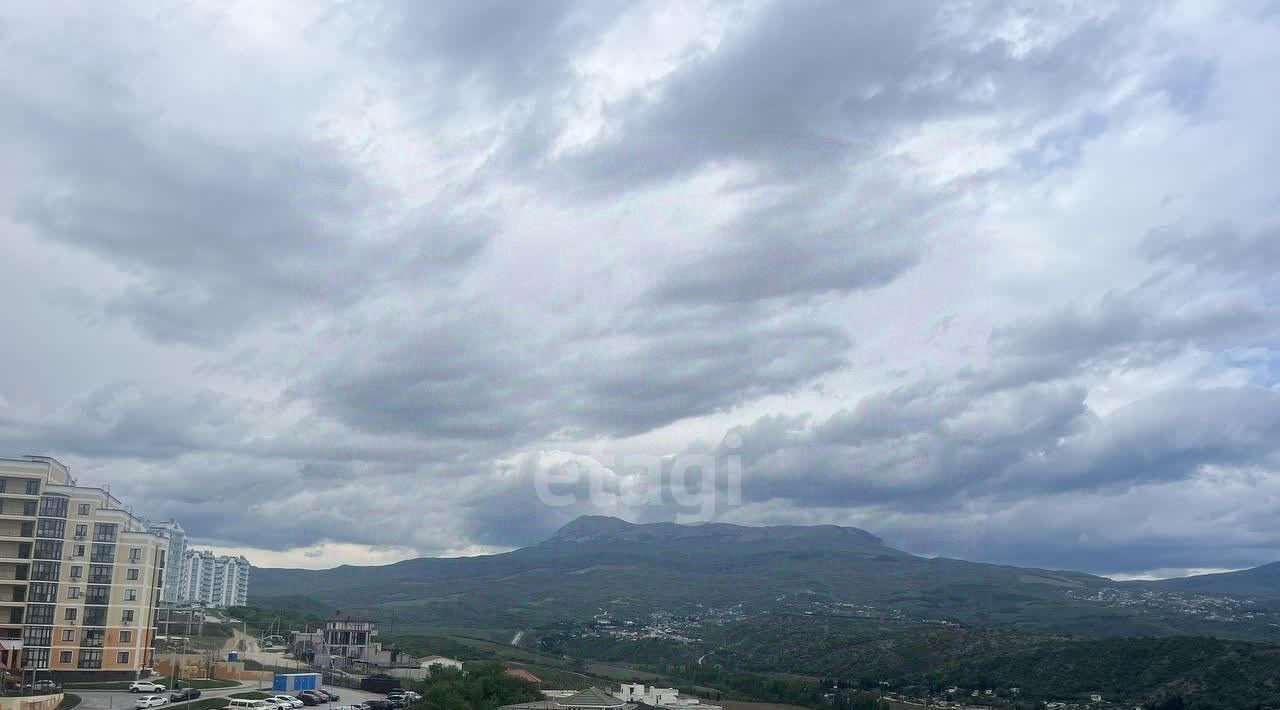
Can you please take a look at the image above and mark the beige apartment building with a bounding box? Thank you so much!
[0,455,166,680]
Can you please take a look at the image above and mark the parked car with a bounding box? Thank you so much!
[259,699,286,710]
[296,692,324,707]
[170,689,202,702]
[136,696,168,709]
[401,693,420,703]
[131,682,168,693]
[361,701,395,710]
[273,696,305,708]
[28,680,59,693]
[319,691,341,702]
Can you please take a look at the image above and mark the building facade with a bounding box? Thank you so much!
[0,455,167,680]
[294,612,412,672]
[144,520,186,604]
[178,550,249,608]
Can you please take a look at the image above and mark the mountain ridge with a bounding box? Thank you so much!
[247,516,1280,639]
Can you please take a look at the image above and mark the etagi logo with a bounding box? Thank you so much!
[531,434,743,523]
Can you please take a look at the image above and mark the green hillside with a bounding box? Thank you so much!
[252,517,1280,639]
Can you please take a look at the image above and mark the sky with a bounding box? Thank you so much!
[1,0,1278,578]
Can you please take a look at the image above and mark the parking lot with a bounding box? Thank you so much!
[71,684,392,710]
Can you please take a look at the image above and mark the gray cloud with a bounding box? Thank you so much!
[0,0,1278,577]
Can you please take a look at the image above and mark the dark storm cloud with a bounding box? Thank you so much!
[1,27,493,346]
[572,1,1127,189]
[649,180,931,306]
[979,279,1274,393]
[303,303,850,442]
[731,384,1280,513]
[0,383,246,461]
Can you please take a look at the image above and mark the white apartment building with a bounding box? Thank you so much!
[178,549,249,608]
[145,519,186,604]
[617,685,721,710]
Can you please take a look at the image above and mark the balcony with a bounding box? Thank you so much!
[0,543,32,564]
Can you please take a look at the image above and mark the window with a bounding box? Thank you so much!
[127,568,140,581]
[81,629,104,647]
[64,607,77,621]
[36,518,65,538]
[38,496,67,517]
[69,565,82,580]
[88,565,112,584]
[23,625,52,645]
[74,524,87,538]
[129,547,142,562]
[77,649,102,669]
[31,561,60,581]
[59,651,73,664]
[29,582,57,603]
[85,586,109,605]
[124,588,137,601]
[122,609,135,623]
[92,523,117,543]
[22,501,37,516]
[67,586,80,599]
[25,479,39,495]
[116,651,130,664]
[83,607,106,626]
[73,544,85,558]
[90,544,114,563]
[32,540,63,560]
[120,630,132,643]
[22,649,49,669]
[77,503,90,515]
[61,629,75,642]
[26,605,54,625]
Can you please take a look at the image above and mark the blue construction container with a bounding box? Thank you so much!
[273,673,321,692]
[227,651,239,662]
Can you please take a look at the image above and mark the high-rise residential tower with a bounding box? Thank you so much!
[0,455,166,680]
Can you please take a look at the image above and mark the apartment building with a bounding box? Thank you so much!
[178,550,249,608]
[145,520,186,604]
[0,455,167,680]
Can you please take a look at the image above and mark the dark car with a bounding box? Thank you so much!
[171,689,202,702]
[362,701,395,710]
[296,691,325,706]
[319,691,340,702]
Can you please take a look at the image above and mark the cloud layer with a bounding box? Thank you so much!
[1,0,1278,576]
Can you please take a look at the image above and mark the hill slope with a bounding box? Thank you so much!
[1148,562,1280,597]
[250,516,1211,634]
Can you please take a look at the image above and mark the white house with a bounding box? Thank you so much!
[616,685,720,710]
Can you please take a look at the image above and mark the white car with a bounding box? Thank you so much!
[259,700,286,710]
[273,697,305,708]
[131,682,168,694]
[136,696,168,709]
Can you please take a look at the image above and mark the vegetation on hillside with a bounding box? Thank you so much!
[409,662,542,710]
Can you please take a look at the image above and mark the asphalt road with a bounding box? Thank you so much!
[72,684,391,710]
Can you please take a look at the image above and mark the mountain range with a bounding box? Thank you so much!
[249,516,1280,639]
